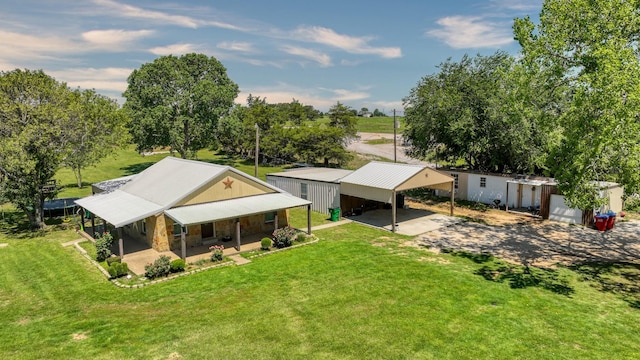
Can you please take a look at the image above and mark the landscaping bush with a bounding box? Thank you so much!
[108,262,129,278]
[295,233,307,242]
[272,226,297,248]
[170,259,186,273]
[209,245,224,262]
[106,255,121,266]
[144,255,171,279]
[95,232,114,262]
[261,237,272,250]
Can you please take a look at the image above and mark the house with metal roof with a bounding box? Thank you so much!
[75,157,311,260]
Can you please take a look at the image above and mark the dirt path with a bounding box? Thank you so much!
[406,199,640,267]
[347,132,433,166]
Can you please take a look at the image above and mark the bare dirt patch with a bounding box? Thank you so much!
[72,333,88,340]
[406,199,640,267]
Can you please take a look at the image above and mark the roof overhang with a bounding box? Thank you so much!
[164,193,312,226]
[74,190,163,228]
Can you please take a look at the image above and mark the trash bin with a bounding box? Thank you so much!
[606,211,616,230]
[329,207,341,222]
[594,214,608,231]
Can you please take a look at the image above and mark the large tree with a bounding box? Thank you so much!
[124,53,239,159]
[0,70,72,229]
[327,102,358,143]
[403,52,555,173]
[514,0,640,209]
[64,89,130,188]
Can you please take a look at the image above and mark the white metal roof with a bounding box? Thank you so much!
[165,193,312,226]
[267,167,353,183]
[121,157,228,206]
[339,161,426,190]
[76,156,303,228]
[93,175,136,193]
[75,190,163,228]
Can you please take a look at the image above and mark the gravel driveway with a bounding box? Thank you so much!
[418,219,640,267]
[347,132,433,166]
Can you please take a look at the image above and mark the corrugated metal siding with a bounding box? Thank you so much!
[268,168,353,182]
[266,176,339,214]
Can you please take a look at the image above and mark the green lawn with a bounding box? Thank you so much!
[314,116,404,134]
[1,222,640,359]
[55,147,289,198]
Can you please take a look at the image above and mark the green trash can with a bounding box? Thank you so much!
[329,207,340,222]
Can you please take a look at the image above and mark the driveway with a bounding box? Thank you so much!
[418,218,640,267]
[348,208,461,236]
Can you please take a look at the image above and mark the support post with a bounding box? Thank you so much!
[307,205,311,235]
[450,182,455,216]
[391,190,397,232]
[393,109,397,163]
[90,213,96,238]
[235,219,241,251]
[255,123,259,178]
[505,182,510,212]
[181,226,187,260]
[102,218,107,234]
[274,213,278,231]
[117,227,124,259]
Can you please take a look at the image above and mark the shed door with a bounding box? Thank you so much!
[201,223,214,238]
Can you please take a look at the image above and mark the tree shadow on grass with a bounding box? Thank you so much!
[120,162,156,175]
[570,262,640,308]
[446,249,575,296]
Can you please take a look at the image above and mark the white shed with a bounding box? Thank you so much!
[266,168,353,214]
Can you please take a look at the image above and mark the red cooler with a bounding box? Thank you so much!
[606,213,616,230]
[594,215,608,231]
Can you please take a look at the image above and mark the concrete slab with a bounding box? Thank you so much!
[229,254,251,265]
[348,208,462,236]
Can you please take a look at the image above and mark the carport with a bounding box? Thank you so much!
[339,162,455,232]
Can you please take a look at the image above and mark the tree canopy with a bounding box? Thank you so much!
[0,69,127,229]
[123,53,239,159]
[403,52,558,173]
[514,0,640,208]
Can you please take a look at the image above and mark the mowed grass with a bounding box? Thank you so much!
[1,223,640,359]
[315,116,404,134]
[55,146,289,198]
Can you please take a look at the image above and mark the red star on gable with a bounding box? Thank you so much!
[223,177,234,189]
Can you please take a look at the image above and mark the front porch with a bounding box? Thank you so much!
[90,228,272,275]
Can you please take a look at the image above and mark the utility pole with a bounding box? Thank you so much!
[393,109,397,163]
[254,123,259,177]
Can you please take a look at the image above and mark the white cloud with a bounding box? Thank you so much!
[0,30,82,60]
[292,26,402,59]
[217,41,255,53]
[489,0,542,11]
[281,45,332,67]
[426,16,514,49]
[148,43,200,56]
[48,67,132,93]
[237,83,371,111]
[91,0,245,30]
[81,29,154,50]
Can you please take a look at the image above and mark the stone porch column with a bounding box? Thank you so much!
[181,226,187,260]
[117,227,124,259]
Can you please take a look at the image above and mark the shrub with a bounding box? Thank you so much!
[209,245,224,262]
[95,232,114,262]
[108,262,129,278]
[106,256,121,266]
[272,226,297,248]
[170,259,186,273]
[261,237,272,250]
[295,233,307,242]
[144,255,171,279]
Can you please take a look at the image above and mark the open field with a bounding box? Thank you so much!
[315,116,404,134]
[2,222,640,359]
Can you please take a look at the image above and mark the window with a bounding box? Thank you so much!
[451,174,459,189]
[141,219,146,234]
[264,211,276,223]
[174,223,187,237]
[480,177,486,188]
[300,183,308,200]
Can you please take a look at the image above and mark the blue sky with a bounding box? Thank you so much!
[1,0,542,113]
